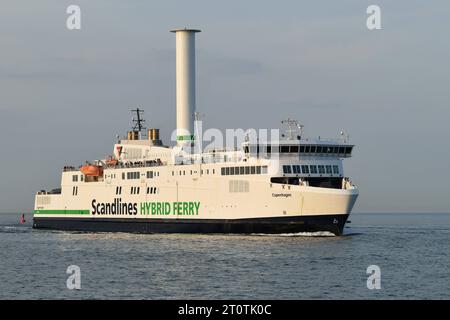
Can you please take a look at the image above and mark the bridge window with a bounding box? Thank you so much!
[72,175,78,182]
[310,165,318,174]
[316,146,323,153]
[262,166,268,174]
[280,146,289,153]
[326,165,332,174]
[318,165,325,174]
[290,146,299,153]
[283,165,292,174]
[310,146,316,153]
[293,165,301,174]
[333,165,339,174]
[301,165,309,174]
[345,146,352,154]
[230,167,235,175]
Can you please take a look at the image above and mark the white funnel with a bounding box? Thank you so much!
[170,28,201,146]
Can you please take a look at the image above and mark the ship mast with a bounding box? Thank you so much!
[131,108,146,139]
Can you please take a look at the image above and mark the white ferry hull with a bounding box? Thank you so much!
[33,182,358,235]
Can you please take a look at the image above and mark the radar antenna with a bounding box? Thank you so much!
[281,118,304,140]
[131,107,146,134]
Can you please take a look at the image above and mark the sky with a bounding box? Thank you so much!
[0,0,449,213]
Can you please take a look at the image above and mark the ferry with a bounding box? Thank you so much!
[33,28,359,235]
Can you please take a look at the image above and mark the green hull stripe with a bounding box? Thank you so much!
[34,209,90,215]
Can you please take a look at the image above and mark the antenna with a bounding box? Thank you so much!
[131,108,146,133]
[281,118,304,140]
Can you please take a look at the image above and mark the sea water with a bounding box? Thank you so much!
[0,212,449,299]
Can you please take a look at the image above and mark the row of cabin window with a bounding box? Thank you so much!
[122,171,161,180]
[146,171,160,178]
[125,171,140,180]
[283,164,340,175]
[76,185,157,196]
[72,175,84,182]
[221,165,268,176]
[248,145,352,155]
[130,186,158,195]
[172,169,216,176]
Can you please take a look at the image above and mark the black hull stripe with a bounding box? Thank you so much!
[33,214,349,236]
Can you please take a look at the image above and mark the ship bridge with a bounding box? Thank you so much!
[243,141,354,158]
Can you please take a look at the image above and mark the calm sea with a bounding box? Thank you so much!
[0,212,449,299]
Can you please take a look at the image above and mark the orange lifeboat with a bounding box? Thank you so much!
[105,157,118,166]
[80,165,103,177]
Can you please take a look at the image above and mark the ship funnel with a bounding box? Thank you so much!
[170,28,201,146]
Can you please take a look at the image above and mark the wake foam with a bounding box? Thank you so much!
[251,231,336,237]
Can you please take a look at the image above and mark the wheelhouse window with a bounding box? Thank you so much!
[345,146,353,155]
[326,165,332,174]
[318,165,325,174]
[283,165,292,174]
[333,165,339,174]
[280,146,289,153]
[293,165,301,174]
[310,165,318,174]
[301,165,309,174]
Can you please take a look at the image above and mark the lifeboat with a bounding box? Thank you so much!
[105,157,118,166]
[80,165,103,177]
